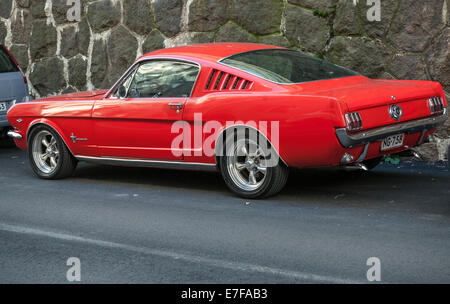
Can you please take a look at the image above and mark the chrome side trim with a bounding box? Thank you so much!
[336,111,448,148]
[76,156,218,172]
[7,130,22,139]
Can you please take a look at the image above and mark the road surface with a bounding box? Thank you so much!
[0,147,449,283]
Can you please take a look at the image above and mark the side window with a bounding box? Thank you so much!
[127,61,199,98]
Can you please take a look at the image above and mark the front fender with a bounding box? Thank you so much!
[25,119,75,155]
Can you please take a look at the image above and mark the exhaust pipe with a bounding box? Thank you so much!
[411,150,422,160]
[397,147,423,160]
[356,163,369,171]
[344,163,369,171]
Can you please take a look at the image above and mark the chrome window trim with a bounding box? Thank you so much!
[217,49,360,86]
[104,57,202,99]
[111,65,139,100]
[76,155,218,172]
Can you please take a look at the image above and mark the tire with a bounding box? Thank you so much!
[363,157,382,170]
[219,134,289,199]
[28,126,77,179]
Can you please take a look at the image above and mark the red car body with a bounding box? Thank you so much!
[6,43,448,197]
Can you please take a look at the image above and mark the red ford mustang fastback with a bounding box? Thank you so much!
[7,43,448,198]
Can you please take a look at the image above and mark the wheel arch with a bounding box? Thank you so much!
[26,120,75,157]
[213,124,287,169]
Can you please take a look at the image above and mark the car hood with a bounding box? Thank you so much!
[34,90,108,102]
[292,76,439,111]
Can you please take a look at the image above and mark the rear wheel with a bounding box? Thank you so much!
[219,137,289,199]
[28,126,77,179]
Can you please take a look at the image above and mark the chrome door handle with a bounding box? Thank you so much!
[168,103,184,110]
[169,103,183,109]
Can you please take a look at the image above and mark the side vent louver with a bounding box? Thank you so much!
[205,69,253,91]
[205,69,216,90]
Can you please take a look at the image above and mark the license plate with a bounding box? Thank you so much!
[381,134,404,151]
[0,102,6,112]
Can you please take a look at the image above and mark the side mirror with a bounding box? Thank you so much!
[118,85,127,99]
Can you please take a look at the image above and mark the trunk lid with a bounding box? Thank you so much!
[296,76,441,130]
[297,77,437,111]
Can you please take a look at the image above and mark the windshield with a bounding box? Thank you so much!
[220,49,359,84]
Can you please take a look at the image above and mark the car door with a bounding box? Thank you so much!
[92,60,200,160]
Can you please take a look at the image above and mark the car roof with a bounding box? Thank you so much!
[141,43,286,62]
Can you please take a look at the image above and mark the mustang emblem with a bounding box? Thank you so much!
[389,104,403,121]
[70,133,88,143]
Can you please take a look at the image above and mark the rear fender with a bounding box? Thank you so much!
[213,124,287,168]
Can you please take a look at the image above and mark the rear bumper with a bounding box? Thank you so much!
[336,110,447,148]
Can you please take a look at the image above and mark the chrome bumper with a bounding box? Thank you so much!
[7,130,22,140]
[336,111,448,148]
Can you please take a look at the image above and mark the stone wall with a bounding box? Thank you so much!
[0,0,449,160]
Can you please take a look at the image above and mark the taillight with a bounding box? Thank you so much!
[345,112,363,131]
[428,97,445,115]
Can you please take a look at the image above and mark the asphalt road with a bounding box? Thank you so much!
[0,147,449,284]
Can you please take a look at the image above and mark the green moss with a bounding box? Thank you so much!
[383,155,401,165]
[315,53,325,59]
[313,10,329,18]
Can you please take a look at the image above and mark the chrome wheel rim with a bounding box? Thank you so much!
[32,130,60,174]
[227,140,267,191]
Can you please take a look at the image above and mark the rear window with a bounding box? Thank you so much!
[0,46,19,74]
[220,49,359,84]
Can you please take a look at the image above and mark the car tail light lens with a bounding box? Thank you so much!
[345,112,363,131]
[428,97,445,114]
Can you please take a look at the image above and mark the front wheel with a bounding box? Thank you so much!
[28,126,77,179]
[219,137,289,199]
